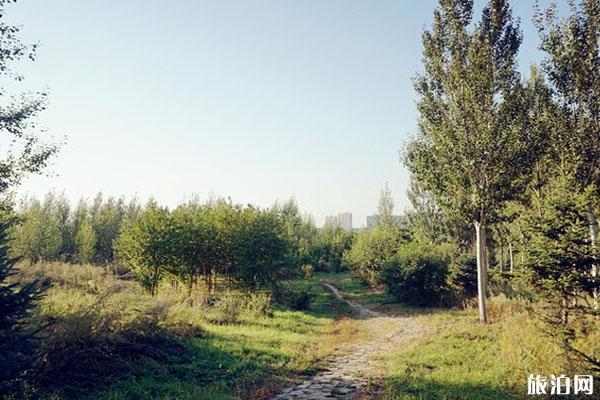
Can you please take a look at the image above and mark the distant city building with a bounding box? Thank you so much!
[337,212,352,231]
[366,215,403,229]
[324,212,353,231]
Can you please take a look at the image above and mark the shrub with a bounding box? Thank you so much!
[301,264,313,278]
[447,252,478,304]
[207,291,274,323]
[342,225,405,286]
[207,291,244,324]
[381,242,450,306]
[33,288,187,395]
[244,292,273,318]
[274,284,313,311]
[315,259,330,273]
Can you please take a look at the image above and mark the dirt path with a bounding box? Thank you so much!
[269,283,421,400]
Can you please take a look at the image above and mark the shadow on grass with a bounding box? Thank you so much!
[33,327,298,400]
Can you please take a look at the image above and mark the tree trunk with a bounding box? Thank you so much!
[508,241,514,273]
[474,220,488,323]
[561,296,569,325]
[586,204,598,308]
[499,239,504,273]
[187,275,194,298]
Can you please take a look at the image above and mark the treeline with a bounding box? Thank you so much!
[10,193,354,293]
[342,0,599,372]
[11,193,141,265]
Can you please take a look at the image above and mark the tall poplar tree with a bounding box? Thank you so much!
[405,0,530,322]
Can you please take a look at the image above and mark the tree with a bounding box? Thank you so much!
[0,1,60,207]
[201,200,240,293]
[12,196,62,263]
[54,193,74,261]
[274,198,317,270]
[405,0,531,322]
[535,0,600,302]
[231,207,288,289]
[90,193,126,264]
[115,203,171,296]
[0,0,59,389]
[520,171,599,370]
[74,218,96,264]
[342,226,405,286]
[312,225,354,272]
[0,220,47,394]
[374,182,396,227]
[405,176,449,244]
[381,242,451,306]
[168,202,218,296]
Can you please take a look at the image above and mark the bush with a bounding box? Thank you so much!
[207,291,244,324]
[33,289,188,395]
[447,252,478,304]
[342,226,405,286]
[381,242,450,306]
[274,284,313,311]
[206,291,273,324]
[244,292,273,318]
[301,264,313,278]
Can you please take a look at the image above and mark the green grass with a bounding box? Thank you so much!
[319,271,395,306]
[15,266,598,400]
[16,264,359,400]
[376,296,600,399]
[101,310,341,400]
[377,309,519,400]
[319,271,599,400]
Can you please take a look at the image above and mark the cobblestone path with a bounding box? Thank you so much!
[270,282,420,400]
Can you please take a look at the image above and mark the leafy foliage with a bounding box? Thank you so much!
[115,203,171,296]
[342,225,406,286]
[381,242,451,306]
[0,0,61,205]
[447,252,478,302]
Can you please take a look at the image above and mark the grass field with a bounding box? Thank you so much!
[17,264,360,400]
[322,272,599,400]
[12,266,599,400]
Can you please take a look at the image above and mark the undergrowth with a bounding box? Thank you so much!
[8,263,359,400]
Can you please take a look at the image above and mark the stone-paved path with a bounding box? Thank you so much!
[270,282,421,400]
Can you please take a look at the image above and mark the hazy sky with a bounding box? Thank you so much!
[6,0,567,227]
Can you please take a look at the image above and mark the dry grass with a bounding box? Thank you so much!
[10,263,360,400]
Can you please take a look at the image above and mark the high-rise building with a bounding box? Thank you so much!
[324,212,353,231]
[337,212,352,231]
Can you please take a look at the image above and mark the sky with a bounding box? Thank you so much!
[6,0,568,227]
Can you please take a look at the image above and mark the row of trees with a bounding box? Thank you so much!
[401,0,598,368]
[9,193,354,294]
[116,200,290,295]
[341,0,598,371]
[11,192,141,265]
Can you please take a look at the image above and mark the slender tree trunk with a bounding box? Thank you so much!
[509,241,514,273]
[187,274,194,298]
[499,239,504,273]
[586,204,598,308]
[561,296,569,325]
[474,220,488,323]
